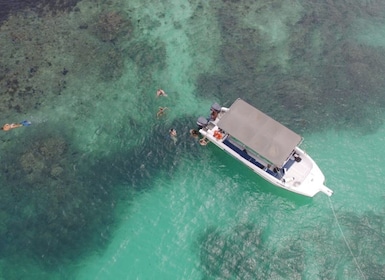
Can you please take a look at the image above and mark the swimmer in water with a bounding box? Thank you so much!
[157,107,168,118]
[1,120,31,131]
[156,89,167,97]
[199,137,209,146]
[190,129,199,138]
[1,123,23,131]
[169,128,177,144]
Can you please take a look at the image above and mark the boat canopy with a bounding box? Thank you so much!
[217,98,302,168]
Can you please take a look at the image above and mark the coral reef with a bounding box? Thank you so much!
[0,129,116,267]
[195,0,385,134]
[19,136,67,183]
[0,0,81,24]
[94,10,132,42]
[98,48,125,82]
[0,115,198,273]
[0,6,133,117]
[1,0,385,278]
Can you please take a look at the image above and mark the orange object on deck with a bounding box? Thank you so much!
[213,130,222,140]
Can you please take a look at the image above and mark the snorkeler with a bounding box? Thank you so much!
[169,128,177,137]
[169,128,177,144]
[1,120,31,131]
[156,89,167,97]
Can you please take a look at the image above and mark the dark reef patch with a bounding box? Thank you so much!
[98,47,126,82]
[0,0,81,24]
[0,115,202,276]
[0,6,173,272]
[93,10,133,43]
[82,115,204,193]
[0,68,48,116]
[0,127,116,270]
[0,5,139,115]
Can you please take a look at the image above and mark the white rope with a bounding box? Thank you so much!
[328,196,366,280]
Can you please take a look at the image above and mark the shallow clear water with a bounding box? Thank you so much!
[1,0,385,279]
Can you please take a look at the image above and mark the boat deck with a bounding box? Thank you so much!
[283,150,313,184]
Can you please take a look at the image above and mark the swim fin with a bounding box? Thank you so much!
[20,120,32,126]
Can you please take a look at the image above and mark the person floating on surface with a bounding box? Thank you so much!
[156,89,167,97]
[157,107,168,118]
[1,120,31,131]
[190,129,199,138]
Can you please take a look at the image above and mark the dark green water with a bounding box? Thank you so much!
[0,0,385,279]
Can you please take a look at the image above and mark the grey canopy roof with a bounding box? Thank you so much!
[217,98,302,168]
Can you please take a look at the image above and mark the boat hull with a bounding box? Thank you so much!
[198,107,333,197]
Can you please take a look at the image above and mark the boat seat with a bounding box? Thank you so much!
[283,158,296,170]
[223,139,264,169]
[266,168,284,179]
[223,139,283,179]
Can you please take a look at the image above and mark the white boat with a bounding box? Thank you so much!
[197,98,333,197]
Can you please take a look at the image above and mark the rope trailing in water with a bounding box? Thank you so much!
[328,196,366,280]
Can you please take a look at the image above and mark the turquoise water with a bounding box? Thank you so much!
[1,0,385,279]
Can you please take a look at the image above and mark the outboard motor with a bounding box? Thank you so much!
[197,116,208,128]
[211,102,221,113]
